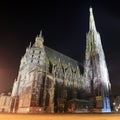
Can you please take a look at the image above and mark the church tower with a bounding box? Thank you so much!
[84,7,111,112]
[11,31,46,113]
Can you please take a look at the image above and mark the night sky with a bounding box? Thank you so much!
[0,0,120,96]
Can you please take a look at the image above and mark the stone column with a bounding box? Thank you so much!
[49,87,54,113]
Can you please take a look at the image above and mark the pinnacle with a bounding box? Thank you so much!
[89,7,93,13]
[39,30,42,37]
[89,7,96,31]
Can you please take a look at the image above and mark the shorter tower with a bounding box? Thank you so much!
[11,31,46,113]
[84,7,111,112]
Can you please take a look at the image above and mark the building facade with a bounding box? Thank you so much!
[0,7,111,113]
[0,93,14,112]
[11,31,84,113]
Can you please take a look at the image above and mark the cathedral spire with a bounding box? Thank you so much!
[89,7,96,31]
[39,30,42,37]
[85,7,111,112]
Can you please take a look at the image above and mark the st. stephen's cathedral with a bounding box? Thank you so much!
[0,8,111,113]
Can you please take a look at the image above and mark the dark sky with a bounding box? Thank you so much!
[0,0,120,95]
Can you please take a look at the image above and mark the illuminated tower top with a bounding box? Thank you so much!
[84,7,111,93]
[89,7,96,31]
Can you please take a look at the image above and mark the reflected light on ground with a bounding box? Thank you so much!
[0,113,120,120]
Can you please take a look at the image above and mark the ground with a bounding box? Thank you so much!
[0,113,120,120]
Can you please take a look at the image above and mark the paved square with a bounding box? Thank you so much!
[0,113,120,120]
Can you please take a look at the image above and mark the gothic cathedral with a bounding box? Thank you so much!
[0,7,111,113]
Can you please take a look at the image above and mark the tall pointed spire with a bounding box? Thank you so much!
[39,30,42,37]
[84,7,111,112]
[89,7,96,31]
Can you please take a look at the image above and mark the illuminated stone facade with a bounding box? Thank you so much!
[0,93,14,112]
[11,31,84,113]
[0,7,111,113]
[84,8,111,112]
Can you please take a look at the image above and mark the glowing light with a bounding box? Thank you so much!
[113,102,115,105]
[39,108,41,111]
[102,97,111,112]
[27,108,30,112]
